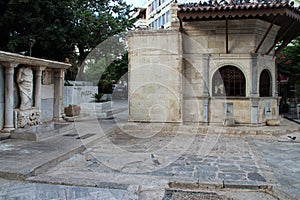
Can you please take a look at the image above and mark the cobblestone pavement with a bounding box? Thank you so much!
[1,101,299,199]
[39,130,275,184]
[28,124,280,199]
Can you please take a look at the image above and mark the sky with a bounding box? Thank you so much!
[125,0,146,8]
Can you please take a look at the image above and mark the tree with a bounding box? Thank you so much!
[0,0,75,61]
[0,0,135,71]
[277,36,300,83]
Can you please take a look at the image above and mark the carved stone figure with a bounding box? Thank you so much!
[17,66,33,110]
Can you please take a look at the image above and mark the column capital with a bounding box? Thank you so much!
[35,66,46,77]
[34,66,46,71]
[202,53,211,60]
[251,53,259,59]
[54,68,64,78]
[0,62,19,68]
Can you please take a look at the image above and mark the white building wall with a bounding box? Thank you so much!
[147,0,197,29]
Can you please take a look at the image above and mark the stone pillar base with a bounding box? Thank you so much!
[1,127,15,133]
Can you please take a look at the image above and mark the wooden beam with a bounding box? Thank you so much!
[266,21,295,55]
[255,15,279,53]
[226,17,229,54]
[177,16,184,33]
[275,29,299,57]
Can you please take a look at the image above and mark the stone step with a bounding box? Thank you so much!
[10,122,75,141]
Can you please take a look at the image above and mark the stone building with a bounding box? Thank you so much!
[128,2,300,125]
[0,51,70,133]
[148,0,198,29]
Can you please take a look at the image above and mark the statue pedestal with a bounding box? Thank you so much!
[11,121,74,141]
[14,107,41,129]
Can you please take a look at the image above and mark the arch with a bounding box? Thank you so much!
[212,65,246,97]
[259,69,272,97]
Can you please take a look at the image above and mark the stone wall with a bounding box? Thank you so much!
[259,98,279,123]
[209,98,252,124]
[41,84,55,122]
[64,86,98,106]
[128,19,280,125]
[0,66,4,130]
[128,30,183,122]
[181,19,279,124]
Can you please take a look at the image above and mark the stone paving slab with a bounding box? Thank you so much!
[252,137,300,200]
[0,178,135,200]
[0,120,118,180]
[28,127,283,199]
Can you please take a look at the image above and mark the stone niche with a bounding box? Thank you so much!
[14,108,41,129]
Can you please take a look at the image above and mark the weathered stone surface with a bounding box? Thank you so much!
[247,172,266,182]
[128,31,183,123]
[266,119,280,126]
[14,108,41,128]
[128,19,280,125]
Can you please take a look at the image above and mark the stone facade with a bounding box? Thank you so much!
[128,19,281,125]
[128,30,183,122]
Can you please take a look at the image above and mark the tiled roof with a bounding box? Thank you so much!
[177,2,300,20]
[178,2,299,12]
[178,2,298,12]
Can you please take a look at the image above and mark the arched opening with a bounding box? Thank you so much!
[259,69,272,97]
[213,65,246,97]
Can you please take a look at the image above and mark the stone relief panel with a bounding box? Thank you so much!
[42,69,52,85]
[14,108,41,128]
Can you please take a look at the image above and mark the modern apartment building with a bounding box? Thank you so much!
[147,0,197,29]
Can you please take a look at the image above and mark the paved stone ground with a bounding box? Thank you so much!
[252,139,300,199]
[29,125,280,199]
[0,100,300,199]
[0,178,134,200]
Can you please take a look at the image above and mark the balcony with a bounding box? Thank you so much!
[134,19,149,29]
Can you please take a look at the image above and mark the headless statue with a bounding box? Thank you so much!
[17,66,33,110]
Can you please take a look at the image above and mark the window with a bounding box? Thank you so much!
[259,69,272,97]
[166,10,170,23]
[151,2,155,11]
[213,66,246,97]
[159,16,163,26]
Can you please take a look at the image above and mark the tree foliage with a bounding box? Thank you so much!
[0,0,135,65]
[277,36,300,83]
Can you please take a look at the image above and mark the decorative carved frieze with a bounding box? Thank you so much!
[14,108,41,128]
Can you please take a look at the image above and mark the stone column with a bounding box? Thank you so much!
[251,53,259,97]
[274,61,279,97]
[53,69,64,121]
[250,54,259,125]
[2,62,18,132]
[251,97,259,125]
[34,67,45,109]
[203,54,211,123]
